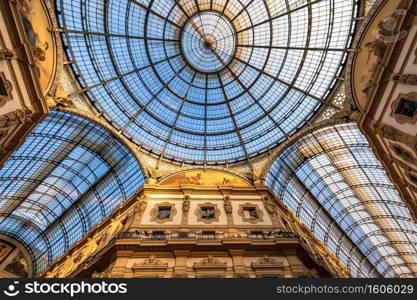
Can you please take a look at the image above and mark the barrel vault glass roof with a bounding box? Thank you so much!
[266,123,417,278]
[0,111,145,273]
[56,0,359,164]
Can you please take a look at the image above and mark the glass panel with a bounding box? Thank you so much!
[0,111,145,273]
[266,123,417,278]
[56,0,359,164]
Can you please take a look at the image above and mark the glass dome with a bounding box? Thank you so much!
[57,0,358,164]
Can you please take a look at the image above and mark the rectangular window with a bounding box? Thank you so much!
[243,207,258,219]
[201,206,215,219]
[395,98,417,118]
[157,206,171,219]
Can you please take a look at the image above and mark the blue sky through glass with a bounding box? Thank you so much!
[266,123,417,278]
[0,111,145,273]
[56,0,358,164]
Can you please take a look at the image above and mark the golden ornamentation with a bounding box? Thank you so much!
[146,165,165,184]
[55,255,75,278]
[73,237,98,265]
[253,255,281,265]
[46,83,74,108]
[142,255,166,266]
[197,255,224,266]
[161,170,250,186]
[99,217,123,247]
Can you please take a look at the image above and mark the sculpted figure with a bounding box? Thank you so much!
[45,269,57,278]
[263,196,276,215]
[75,237,98,265]
[56,255,75,278]
[182,195,190,214]
[100,218,123,247]
[224,196,232,214]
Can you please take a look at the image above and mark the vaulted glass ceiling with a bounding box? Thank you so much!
[0,111,145,273]
[266,123,417,278]
[56,0,358,164]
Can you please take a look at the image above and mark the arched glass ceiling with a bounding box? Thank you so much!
[0,111,145,273]
[56,0,358,164]
[265,123,417,278]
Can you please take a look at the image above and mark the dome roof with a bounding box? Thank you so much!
[57,0,358,164]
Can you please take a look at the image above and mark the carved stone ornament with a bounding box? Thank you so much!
[263,196,277,215]
[0,49,14,61]
[194,256,227,268]
[150,202,177,224]
[142,255,166,266]
[223,196,232,215]
[390,93,417,125]
[182,195,190,214]
[374,122,417,147]
[389,142,417,165]
[146,165,165,184]
[0,109,32,129]
[99,217,123,248]
[392,74,417,85]
[238,203,264,224]
[195,202,220,224]
[252,255,283,266]
[45,83,74,108]
[55,255,75,278]
[0,73,13,107]
[0,109,33,154]
[73,236,98,266]
[132,255,168,273]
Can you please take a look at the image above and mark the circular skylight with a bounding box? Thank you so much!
[182,12,236,73]
[57,0,358,164]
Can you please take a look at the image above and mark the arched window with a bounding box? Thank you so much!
[0,111,145,273]
[266,123,417,278]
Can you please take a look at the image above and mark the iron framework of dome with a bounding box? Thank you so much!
[266,123,417,278]
[0,111,145,273]
[56,0,359,164]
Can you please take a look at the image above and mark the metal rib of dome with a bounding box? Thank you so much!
[57,0,358,164]
[0,111,145,273]
[266,123,417,278]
